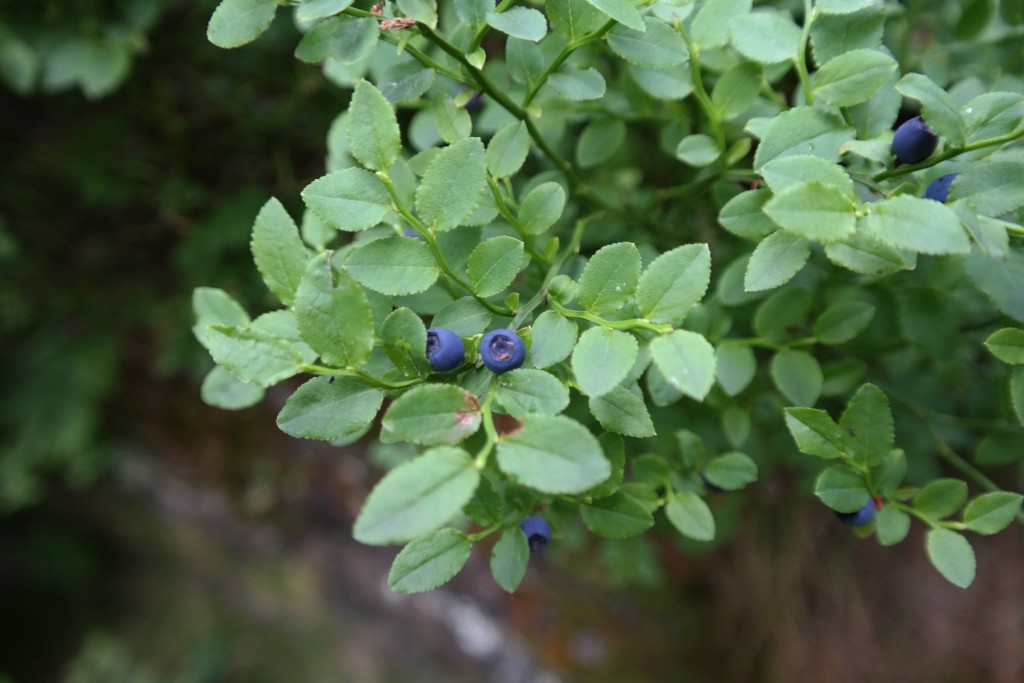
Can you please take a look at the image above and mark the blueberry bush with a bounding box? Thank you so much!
[194,0,1024,592]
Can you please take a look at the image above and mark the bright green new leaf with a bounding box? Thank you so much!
[636,244,711,324]
[784,407,844,459]
[497,414,611,493]
[715,341,756,396]
[588,386,656,438]
[962,492,1024,535]
[665,490,715,541]
[763,181,857,242]
[251,197,310,306]
[205,325,304,387]
[582,489,655,538]
[925,528,976,588]
[201,366,264,410]
[344,236,440,295]
[771,349,822,406]
[813,49,897,107]
[582,0,645,31]
[486,121,531,178]
[743,231,810,292]
[468,236,524,298]
[813,301,876,345]
[301,168,391,232]
[572,327,639,397]
[519,182,566,234]
[494,368,570,418]
[730,11,802,64]
[207,0,277,49]
[353,447,480,545]
[862,194,970,255]
[576,242,642,315]
[548,67,606,100]
[277,375,384,441]
[486,7,547,41]
[388,528,473,594]
[528,311,578,368]
[608,18,687,68]
[814,464,869,512]
[913,479,968,520]
[896,73,967,146]
[703,452,757,490]
[381,384,482,446]
[838,383,893,466]
[490,528,529,592]
[415,138,488,231]
[348,80,402,171]
[650,330,717,401]
[295,252,375,368]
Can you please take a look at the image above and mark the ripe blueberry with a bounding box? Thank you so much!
[480,329,526,374]
[892,116,939,164]
[835,498,877,527]
[923,173,960,203]
[520,516,551,553]
[425,327,465,372]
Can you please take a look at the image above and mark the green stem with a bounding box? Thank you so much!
[794,0,816,105]
[549,297,673,334]
[378,172,514,316]
[872,126,1024,182]
[522,19,617,109]
[475,392,499,469]
[676,21,725,150]
[487,176,549,265]
[892,501,941,529]
[301,364,422,389]
[468,0,516,52]
[510,215,590,329]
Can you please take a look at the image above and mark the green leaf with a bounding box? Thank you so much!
[396,0,436,26]
[193,287,250,345]
[348,80,402,172]
[201,366,264,410]
[875,505,911,546]
[712,62,762,120]
[760,155,856,199]
[378,63,435,103]
[344,236,440,296]
[729,10,801,64]
[207,0,277,49]
[576,242,642,315]
[582,489,655,538]
[636,244,711,324]
[784,407,844,459]
[250,310,318,364]
[770,349,822,407]
[431,297,493,337]
[295,16,377,64]
[467,236,524,298]
[497,414,611,494]
[824,231,916,275]
[486,121,531,178]
[487,7,547,41]
[589,386,656,438]
[964,92,1024,143]
[871,449,906,495]
[743,231,811,292]
[381,307,431,377]
[607,18,687,68]
[630,64,694,101]
[354,447,480,545]
[965,250,1024,323]
[577,118,627,168]
[715,341,756,396]
[753,106,853,168]
[301,168,391,232]
[572,327,639,397]
[1012,367,1024,426]
[205,325,304,387]
[277,375,384,441]
[454,0,494,26]
[692,0,752,49]
[839,383,893,466]
[896,73,967,146]
[763,181,857,242]
[528,311,578,369]
[665,491,715,541]
[718,189,777,241]
[814,464,869,512]
[925,528,976,588]
[913,479,968,520]
[813,301,876,345]
[962,492,1023,535]
[862,195,970,255]
[388,528,473,594]
[415,138,487,232]
[251,198,309,306]
[816,0,880,13]
[431,96,472,144]
[548,0,605,41]
[813,49,897,107]
[295,252,375,367]
[949,161,1024,218]
[548,67,606,101]
[753,287,811,341]
[703,451,758,490]
[810,10,885,66]
[296,0,355,23]
[582,0,645,31]
[381,384,482,446]
[650,330,716,401]
[519,182,566,234]
[676,134,720,167]
[490,528,529,592]
[494,369,570,418]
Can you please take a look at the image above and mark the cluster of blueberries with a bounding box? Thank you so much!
[425,327,526,374]
[890,115,959,202]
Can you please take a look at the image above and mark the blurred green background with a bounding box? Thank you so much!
[1,2,1022,682]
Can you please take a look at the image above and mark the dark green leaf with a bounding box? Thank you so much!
[582,489,655,538]
[770,349,822,407]
[744,231,811,292]
[381,307,431,377]
[862,195,970,255]
[839,383,894,466]
[814,464,869,512]
[582,0,645,31]
[572,327,639,397]
[519,182,566,235]
[415,138,488,232]
[497,414,611,494]
[494,368,570,417]
[608,18,687,68]
[207,0,277,49]
[344,236,440,295]
[576,242,642,315]
[913,479,968,520]
[876,505,911,546]
[665,491,715,541]
[348,80,402,171]
[388,528,473,593]
[528,311,578,368]
[703,451,758,490]
[784,407,844,459]
[486,121,531,178]
[295,252,375,367]
[925,528,975,588]
[468,236,524,297]
[490,528,529,592]
[962,492,1023,535]
[381,384,482,445]
[277,375,384,441]
[650,330,716,401]
[715,341,756,396]
[813,301,876,345]
[588,386,656,438]
[301,168,391,232]
[487,7,547,41]
[813,49,896,107]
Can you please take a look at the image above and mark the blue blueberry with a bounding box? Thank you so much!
[457,87,484,112]
[425,327,465,372]
[892,116,939,164]
[480,329,526,374]
[924,173,960,203]
[520,516,551,553]
[835,499,876,527]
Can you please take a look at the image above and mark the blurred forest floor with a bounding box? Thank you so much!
[0,3,1022,682]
